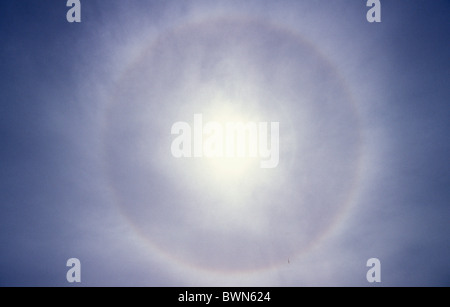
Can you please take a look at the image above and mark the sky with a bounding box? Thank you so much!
[0,0,449,287]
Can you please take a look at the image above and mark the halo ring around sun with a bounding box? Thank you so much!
[102,17,363,274]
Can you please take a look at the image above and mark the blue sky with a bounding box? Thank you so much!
[0,0,449,286]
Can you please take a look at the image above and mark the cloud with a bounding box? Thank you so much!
[1,0,449,286]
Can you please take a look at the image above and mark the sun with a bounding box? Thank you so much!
[205,156,259,180]
[193,100,268,182]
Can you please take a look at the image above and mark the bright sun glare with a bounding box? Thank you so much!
[195,101,268,183]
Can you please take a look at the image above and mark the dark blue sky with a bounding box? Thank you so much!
[0,0,449,286]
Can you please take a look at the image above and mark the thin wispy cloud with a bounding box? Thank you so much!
[0,0,448,286]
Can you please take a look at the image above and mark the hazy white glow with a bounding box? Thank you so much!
[192,102,277,179]
[172,100,280,203]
